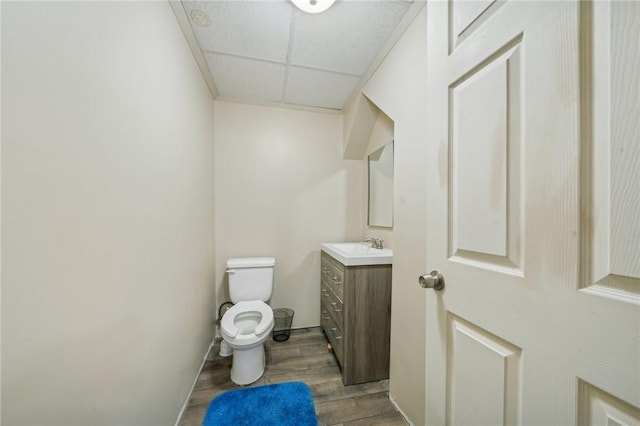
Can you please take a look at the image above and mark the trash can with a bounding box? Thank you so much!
[272,308,294,342]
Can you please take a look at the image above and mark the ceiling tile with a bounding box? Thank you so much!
[284,67,360,110]
[205,53,286,102]
[289,1,410,75]
[178,0,419,110]
[183,0,293,63]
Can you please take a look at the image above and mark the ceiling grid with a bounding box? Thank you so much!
[180,0,417,110]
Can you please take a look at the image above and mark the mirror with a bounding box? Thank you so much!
[368,141,394,228]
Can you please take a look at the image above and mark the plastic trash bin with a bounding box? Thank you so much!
[272,308,294,342]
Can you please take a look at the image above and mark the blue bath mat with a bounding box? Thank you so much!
[202,381,318,426]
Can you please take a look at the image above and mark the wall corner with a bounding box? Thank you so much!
[342,93,380,160]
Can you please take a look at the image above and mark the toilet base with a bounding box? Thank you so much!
[230,344,266,385]
[219,340,232,357]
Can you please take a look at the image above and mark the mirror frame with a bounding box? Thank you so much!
[367,141,394,228]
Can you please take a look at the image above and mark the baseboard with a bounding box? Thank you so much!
[174,339,216,426]
[389,394,415,426]
[291,324,321,330]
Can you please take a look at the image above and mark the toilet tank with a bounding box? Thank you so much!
[226,257,275,303]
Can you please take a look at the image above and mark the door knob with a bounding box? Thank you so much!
[419,270,445,291]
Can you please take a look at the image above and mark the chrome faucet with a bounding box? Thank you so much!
[365,237,384,249]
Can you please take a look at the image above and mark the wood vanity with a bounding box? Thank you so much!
[320,250,392,385]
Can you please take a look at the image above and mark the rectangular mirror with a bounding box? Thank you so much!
[368,141,394,228]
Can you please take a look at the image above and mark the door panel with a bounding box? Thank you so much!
[425,1,639,424]
[449,0,505,53]
[582,0,640,299]
[449,38,523,273]
[578,380,640,426]
[447,315,522,426]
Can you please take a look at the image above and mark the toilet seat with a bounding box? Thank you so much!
[221,300,274,340]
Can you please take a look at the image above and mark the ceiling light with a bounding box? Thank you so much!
[291,0,337,14]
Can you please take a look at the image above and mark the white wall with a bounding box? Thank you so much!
[1,2,216,425]
[213,101,364,328]
[358,8,429,425]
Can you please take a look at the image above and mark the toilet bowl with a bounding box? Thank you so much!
[220,300,274,385]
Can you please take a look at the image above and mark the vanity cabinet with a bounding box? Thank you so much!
[320,251,392,385]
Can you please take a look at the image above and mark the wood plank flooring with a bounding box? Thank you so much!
[179,327,407,426]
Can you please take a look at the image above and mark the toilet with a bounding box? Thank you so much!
[220,257,275,385]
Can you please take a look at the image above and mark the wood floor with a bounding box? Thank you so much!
[179,327,407,426]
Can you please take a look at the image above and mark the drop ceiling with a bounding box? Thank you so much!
[173,0,424,111]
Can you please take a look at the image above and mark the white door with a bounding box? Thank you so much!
[423,1,640,425]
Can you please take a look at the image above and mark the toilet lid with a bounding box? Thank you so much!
[221,301,274,338]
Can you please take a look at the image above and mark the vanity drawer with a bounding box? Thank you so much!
[321,301,343,364]
[321,254,344,301]
[320,282,343,327]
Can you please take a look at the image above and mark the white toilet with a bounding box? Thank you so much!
[220,257,275,385]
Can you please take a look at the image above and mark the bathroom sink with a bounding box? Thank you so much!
[321,242,393,266]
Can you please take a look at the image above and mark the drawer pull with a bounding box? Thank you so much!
[322,290,329,297]
[330,327,342,340]
[330,302,341,312]
[321,310,331,320]
[322,267,329,272]
[331,276,342,284]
